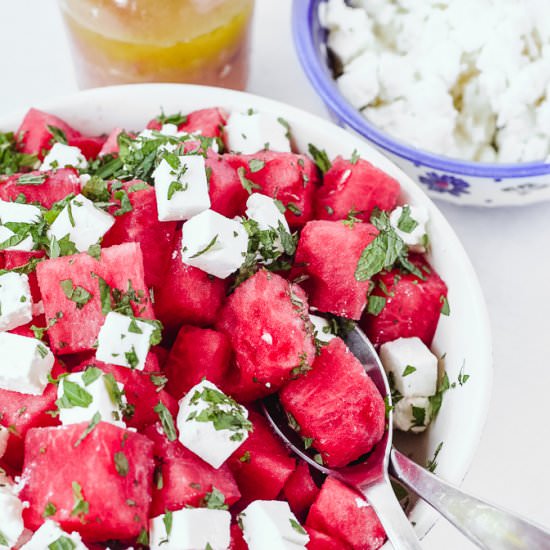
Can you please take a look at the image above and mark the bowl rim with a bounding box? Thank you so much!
[292,0,550,179]
[0,83,493,543]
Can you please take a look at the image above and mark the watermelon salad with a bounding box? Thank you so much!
[0,105,452,549]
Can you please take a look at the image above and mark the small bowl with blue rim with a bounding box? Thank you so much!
[292,0,550,207]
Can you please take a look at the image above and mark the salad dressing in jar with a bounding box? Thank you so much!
[58,0,254,89]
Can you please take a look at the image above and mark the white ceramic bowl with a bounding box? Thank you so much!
[0,84,492,544]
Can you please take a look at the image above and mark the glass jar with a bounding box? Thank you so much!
[58,0,255,90]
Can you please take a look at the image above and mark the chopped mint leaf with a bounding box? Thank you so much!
[70,481,89,518]
[114,451,129,477]
[402,365,417,377]
[113,189,132,216]
[440,295,450,316]
[43,501,57,518]
[56,379,93,409]
[237,166,261,194]
[154,401,177,441]
[458,363,470,386]
[87,243,101,260]
[350,149,360,164]
[426,441,444,473]
[124,346,139,369]
[189,234,219,258]
[201,487,229,510]
[367,295,386,316]
[47,125,68,145]
[290,518,307,535]
[60,279,92,309]
[16,174,46,185]
[156,110,188,126]
[48,536,76,550]
[74,412,101,447]
[307,143,331,173]
[81,366,102,386]
[248,158,265,173]
[411,405,426,427]
[396,205,419,234]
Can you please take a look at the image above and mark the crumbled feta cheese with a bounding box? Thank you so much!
[0,332,54,395]
[180,209,248,279]
[57,369,127,428]
[149,508,231,550]
[245,193,289,233]
[321,0,550,162]
[19,520,88,550]
[177,380,251,469]
[380,337,438,398]
[309,314,336,344]
[241,500,309,550]
[153,155,211,221]
[389,204,429,252]
[48,194,115,252]
[393,396,432,433]
[0,272,33,331]
[0,200,42,252]
[95,312,155,371]
[225,111,291,154]
[0,486,24,548]
[0,425,8,459]
[41,142,88,171]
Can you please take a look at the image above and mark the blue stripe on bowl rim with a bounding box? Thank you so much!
[292,0,550,179]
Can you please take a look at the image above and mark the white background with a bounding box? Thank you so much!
[1,1,549,548]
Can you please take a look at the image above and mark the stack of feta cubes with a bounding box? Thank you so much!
[320,0,550,163]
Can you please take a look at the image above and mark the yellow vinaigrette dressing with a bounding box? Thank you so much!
[59,0,254,89]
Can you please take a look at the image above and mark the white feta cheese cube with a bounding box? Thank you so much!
[393,396,432,433]
[0,332,54,395]
[153,155,211,221]
[57,369,126,428]
[20,520,88,550]
[225,111,291,154]
[241,500,309,550]
[0,200,42,252]
[95,313,154,371]
[177,380,251,469]
[246,193,290,233]
[389,204,429,252]
[41,142,88,171]
[48,194,115,252]
[0,486,24,548]
[0,425,8,459]
[380,337,438,398]
[0,272,32,331]
[181,209,248,279]
[149,508,231,550]
[309,314,336,344]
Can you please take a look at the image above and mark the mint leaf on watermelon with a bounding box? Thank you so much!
[113,189,133,217]
[237,167,261,194]
[154,402,178,441]
[114,451,129,477]
[155,110,188,126]
[74,412,101,447]
[43,501,57,518]
[201,487,229,510]
[70,481,89,519]
[440,295,450,316]
[248,158,265,173]
[60,279,93,310]
[16,174,46,185]
[48,536,77,550]
[307,143,331,174]
[47,125,68,145]
[367,295,386,316]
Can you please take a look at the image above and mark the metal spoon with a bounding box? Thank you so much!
[262,327,550,550]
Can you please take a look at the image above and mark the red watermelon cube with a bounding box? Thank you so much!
[315,156,400,222]
[225,151,319,228]
[282,460,321,520]
[165,325,232,400]
[230,523,248,550]
[153,231,227,331]
[0,168,81,208]
[20,422,155,541]
[216,270,315,402]
[227,410,295,506]
[143,423,241,517]
[15,109,82,159]
[306,527,351,549]
[69,135,106,160]
[280,338,385,468]
[306,477,386,550]
[293,220,379,320]
[102,181,177,288]
[0,362,64,470]
[36,242,154,354]
[207,152,249,218]
[147,108,227,138]
[361,255,448,347]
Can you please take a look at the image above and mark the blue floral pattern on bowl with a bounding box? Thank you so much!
[419,172,470,197]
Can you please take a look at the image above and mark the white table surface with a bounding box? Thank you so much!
[1,1,549,548]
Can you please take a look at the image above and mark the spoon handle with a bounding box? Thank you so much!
[390,449,550,550]
[362,480,424,550]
